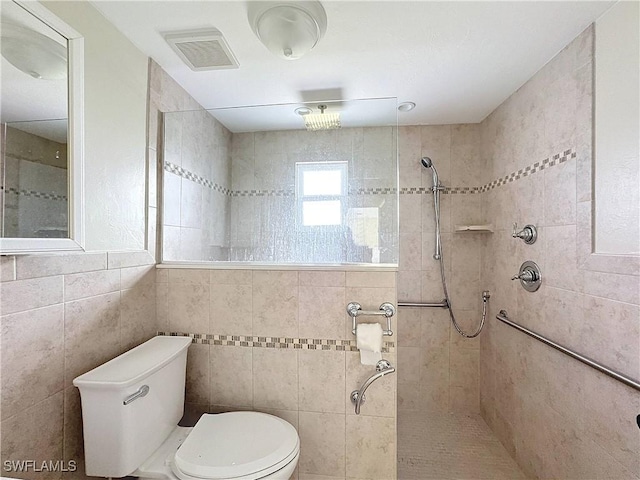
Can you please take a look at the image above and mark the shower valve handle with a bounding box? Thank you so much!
[511,271,536,282]
[512,223,537,244]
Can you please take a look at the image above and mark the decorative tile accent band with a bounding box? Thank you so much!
[399,148,576,195]
[231,189,295,198]
[158,331,395,353]
[0,186,68,201]
[164,162,231,195]
[165,148,575,199]
[479,148,576,192]
[164,162,397,197]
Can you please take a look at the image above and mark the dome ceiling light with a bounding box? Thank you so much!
[248,1,327,60]
[397,101,416,112]
[1,23,67,80]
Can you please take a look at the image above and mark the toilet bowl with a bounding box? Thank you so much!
[135,412,299,480]
[73,336,299,480]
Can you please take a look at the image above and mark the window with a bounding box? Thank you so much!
[295,162,348,226]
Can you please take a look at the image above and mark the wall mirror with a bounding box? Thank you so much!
[0,0,84,254]
[160,97,399,267]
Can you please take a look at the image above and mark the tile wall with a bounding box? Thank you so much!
[229,128,398,264]
[396,124,488,415]
[2,126,68,238]
[160,107,232,262]
[479,26,640,478]
[157,267,398,480]
[0,251,157,479]
[151,61,398,480]
[0,48,158,480]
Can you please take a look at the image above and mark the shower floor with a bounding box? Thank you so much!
[398,411,529,480]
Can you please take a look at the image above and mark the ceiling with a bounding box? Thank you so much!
[93,1,613,131]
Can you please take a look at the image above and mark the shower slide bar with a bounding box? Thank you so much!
[496,310,640,392]
[398,300,449,308]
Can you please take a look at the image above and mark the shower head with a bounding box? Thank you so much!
[420,156,440,188]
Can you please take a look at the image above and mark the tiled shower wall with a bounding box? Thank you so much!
[161,108,232,262]
[157,268,398,480]
[229,128,398,263]
[2,126,68,238]
[0,251,157,478]
[480,26,640,478]
[396,124,488,415]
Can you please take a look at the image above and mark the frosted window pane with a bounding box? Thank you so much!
[302,170,343,196]
[303,200,342,226]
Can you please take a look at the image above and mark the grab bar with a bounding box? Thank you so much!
[496,310,640,392]
[398,300,449,308]
[350,359,396,414]
[347,302,395,336]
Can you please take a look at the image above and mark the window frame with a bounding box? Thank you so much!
[295,161,348,228]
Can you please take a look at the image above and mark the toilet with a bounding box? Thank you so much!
[73,336,299,480]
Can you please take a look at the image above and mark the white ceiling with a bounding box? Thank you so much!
[92,1,614,131]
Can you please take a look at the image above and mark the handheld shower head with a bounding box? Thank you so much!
[420,156,439,188]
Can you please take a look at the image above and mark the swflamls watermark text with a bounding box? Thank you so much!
[3,460,77,473]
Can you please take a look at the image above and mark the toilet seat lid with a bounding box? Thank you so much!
[174,412,299,479]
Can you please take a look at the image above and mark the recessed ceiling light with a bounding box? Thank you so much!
[295,106,313,116]
[397,101,416,112]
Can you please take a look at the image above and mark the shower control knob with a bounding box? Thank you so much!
[511,271,536,282]
[512,223,537,244]
[511,261,542,292]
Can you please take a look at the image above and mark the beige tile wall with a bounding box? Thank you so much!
[480,26,640,479]
[158,268,398,480]
[397,124,487,415]
[149,60,232,263]
[0,251,157,479]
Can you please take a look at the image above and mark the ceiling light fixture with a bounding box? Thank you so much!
[1,23,67,80]
[248,1,327,60]
[397,102,416,112]
[303,104,341,131]
[294,106,313,116]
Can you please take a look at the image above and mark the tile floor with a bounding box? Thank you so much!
[398,411,529,480]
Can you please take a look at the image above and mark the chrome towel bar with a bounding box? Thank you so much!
[496,310,640,392]
[398,300,449,308]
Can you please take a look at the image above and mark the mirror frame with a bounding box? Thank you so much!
[0,0,84,254]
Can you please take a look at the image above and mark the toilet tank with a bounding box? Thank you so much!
[73,336,192,478]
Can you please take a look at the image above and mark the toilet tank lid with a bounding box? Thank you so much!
[73,336,191,389]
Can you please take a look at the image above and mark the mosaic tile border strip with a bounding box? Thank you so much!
[164,162,230,195]
[399,186,482,195]
[164,162,398,197]
[399,148,576,195]
[166,148,575,199]
[230,189,295,198]
[479,148,576,192]
[158,331,395,353]
[1,186,68,201]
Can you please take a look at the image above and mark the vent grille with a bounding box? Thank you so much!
[164,29,239,71]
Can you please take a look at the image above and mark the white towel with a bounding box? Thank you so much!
[356,323,383,365]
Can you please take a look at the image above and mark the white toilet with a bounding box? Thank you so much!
[73,336,299,480]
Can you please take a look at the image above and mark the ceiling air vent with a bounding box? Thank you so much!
[164,29,239,71]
